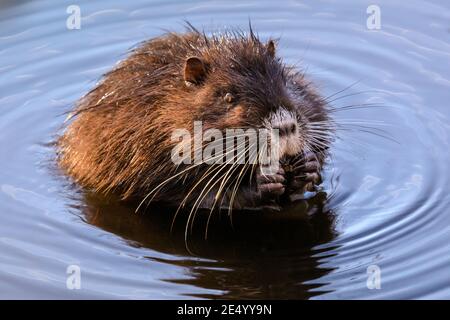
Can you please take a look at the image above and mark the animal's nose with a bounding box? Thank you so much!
[274,122,297,137]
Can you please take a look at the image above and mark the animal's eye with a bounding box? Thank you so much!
[223,93,235,104]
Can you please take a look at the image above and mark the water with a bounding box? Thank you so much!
[1,0,449,299]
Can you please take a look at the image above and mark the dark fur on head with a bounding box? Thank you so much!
[58,25,333,212]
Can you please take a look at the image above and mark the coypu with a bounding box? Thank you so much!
[57,25,333,213]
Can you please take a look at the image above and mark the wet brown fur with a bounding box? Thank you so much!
[57,26,332,209]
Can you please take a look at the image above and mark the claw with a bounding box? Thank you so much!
[283,151,323,195]
[259,183,285,196]
[299,161,320,172]
[256,167,286,199]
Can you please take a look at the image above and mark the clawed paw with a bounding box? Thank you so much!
[255,151,323,203]
[256,167,286,198]
[285,152,322,192]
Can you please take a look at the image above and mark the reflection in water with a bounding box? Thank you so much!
[83,193,337,299]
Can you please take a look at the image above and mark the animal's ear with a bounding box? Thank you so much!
[184,57,206,85]
[267,40,276,58]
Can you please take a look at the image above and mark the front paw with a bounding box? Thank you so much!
[256,167,286,199]
[288,152,322,192]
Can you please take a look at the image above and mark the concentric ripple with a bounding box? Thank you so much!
[0,0,449,299]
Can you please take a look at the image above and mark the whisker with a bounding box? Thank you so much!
[323,80,362,102]
[185,144,253,243]
[170,142,247,232]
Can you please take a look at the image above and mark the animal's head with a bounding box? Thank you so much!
[176,31,330,164]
